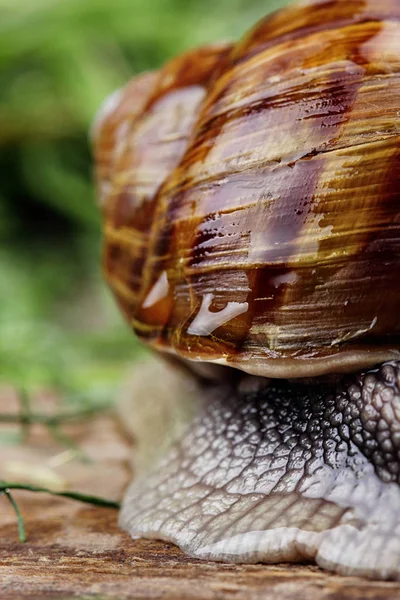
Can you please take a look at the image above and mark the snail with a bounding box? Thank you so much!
[92,0,400,580]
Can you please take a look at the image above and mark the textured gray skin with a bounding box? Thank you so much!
[120,361,400,580]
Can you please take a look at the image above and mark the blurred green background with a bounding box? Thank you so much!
[0,0,289,403]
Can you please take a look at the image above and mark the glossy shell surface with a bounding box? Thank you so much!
[93,0,400,378]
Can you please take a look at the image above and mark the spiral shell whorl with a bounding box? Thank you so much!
[94,0,400,378]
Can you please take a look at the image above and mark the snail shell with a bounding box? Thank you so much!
[93,0,400,379]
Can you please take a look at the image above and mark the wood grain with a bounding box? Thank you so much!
[0,386,399,600]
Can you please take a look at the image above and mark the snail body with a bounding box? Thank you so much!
[93,0,400,581]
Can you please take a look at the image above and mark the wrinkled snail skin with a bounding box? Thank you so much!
[119,358,400,580]
[92,0,400,581]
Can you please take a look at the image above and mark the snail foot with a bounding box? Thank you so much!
[119,361,400,580]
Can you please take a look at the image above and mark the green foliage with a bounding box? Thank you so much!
[0,0,288,399]
[0,236,141,397]
[0,480,120,542]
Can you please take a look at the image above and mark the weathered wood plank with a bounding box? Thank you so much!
[2,511,400,600]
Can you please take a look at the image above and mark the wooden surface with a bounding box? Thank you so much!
[1,387,400,600]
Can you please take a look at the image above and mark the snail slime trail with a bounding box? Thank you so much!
[92,0,400,581]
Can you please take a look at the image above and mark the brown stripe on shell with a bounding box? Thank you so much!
[152,21,395,218]
[229,0,400,67]
[270,22,400,356]
[92,72,157,210]
[100,44,232,321]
